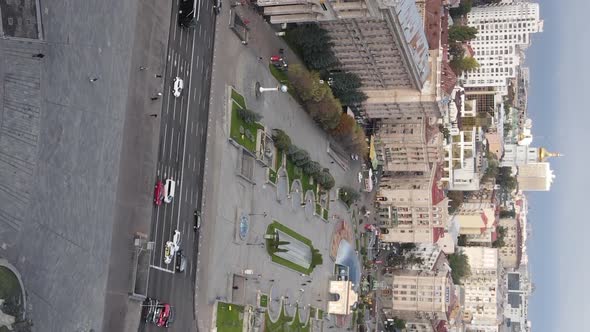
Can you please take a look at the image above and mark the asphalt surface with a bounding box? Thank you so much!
[143,0,216,330]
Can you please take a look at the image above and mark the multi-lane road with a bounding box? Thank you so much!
[143,0,216,330]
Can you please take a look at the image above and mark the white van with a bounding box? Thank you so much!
[164,179,176,203]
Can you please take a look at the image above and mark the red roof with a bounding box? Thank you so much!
[425,0,443,50]
[431,164,446,205]
[481,211,489,226]
[436,320,448,332]
[441,60,457,95]
[433,227,445,243]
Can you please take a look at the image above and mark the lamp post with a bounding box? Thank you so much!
[255,81,288,98]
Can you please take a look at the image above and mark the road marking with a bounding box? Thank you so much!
[179,27,184,48]
[197,0,202,21]
[162,123,168,160]
[169,129,174,161]
[150,265,176,274]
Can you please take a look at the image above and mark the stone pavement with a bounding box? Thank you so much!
[195,2,367,331]
[0,0,171,331]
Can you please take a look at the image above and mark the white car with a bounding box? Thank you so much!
[172,229,181,251]
[164,241,175,264]
[173,77,184,97]
[164,178,176,203]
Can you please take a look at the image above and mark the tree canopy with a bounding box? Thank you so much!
[448,252,471,284]
[449,26,479,42]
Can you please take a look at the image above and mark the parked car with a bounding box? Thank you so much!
[213,0,222,14]
[173,77,184,97]
[164,241,175,264]
[175,250,186,272]
[141,297,160,323]
[194,210,201,231]
[154,180,164,205]
[155,303,174,327]
[164,178,176,203]
[172,229,181,251]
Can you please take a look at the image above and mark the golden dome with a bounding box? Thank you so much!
[538,147,562,162]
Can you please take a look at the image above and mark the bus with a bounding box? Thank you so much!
[178,0,198,28]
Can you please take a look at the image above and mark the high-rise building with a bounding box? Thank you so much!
[516,162,555,191]
[464,2,543,95]
[461,247,502,332]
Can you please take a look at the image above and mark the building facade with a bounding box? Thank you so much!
[378,164,448,243]
[498,217,521,269]
[374,116,442,173]
[464,2,543,95]
[461,247,502,332]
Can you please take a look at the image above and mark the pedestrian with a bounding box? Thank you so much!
[157,92,163,96]
[32,53,45,58]
[139,66,147,70]
[151,97,159,101]
[233,286,239,290]
[155,74,163,78]
[269,279,275,282]
[241,40,248,45]
[257,274,262,278]
[149,114,158,117]
[330,161,335,164]
[89,77,99,82]
[279,48,284,54]
[258,57,263,62]
[299,288,305,292]
[300,273,306,276]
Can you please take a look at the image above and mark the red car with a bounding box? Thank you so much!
[156,304,174,327]
[154,180,164,205]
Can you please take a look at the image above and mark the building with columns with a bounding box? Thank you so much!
[464,2,543,95]
[498,217,522,269]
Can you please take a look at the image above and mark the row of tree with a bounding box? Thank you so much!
[448,25,480,75]
[272,129,336,190]
[288,64,368,156]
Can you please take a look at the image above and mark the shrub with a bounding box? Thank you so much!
[272,129,292,151]
[339,186,360,206]
[316,170,335,190]
[287,144,300,157]
[237,108,262,124]
[292,149,311,167]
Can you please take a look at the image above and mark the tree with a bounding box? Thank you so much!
[289,25,339,70]
[500,209,516,218]
[483,154,499,180]
[272,129,292,151]
[448,252,471,284]
[303,161,322,177]
[449,41,465,59]
[315,170,335,190]
[338,90,367,106]
[449,25,478,42]
[307,96,342,130]
[288,64,316,102]
[292,149,311,167]
[287,144,300,158]
[503,122,513,134]
[450,56,480,74]
[237,108,262,124]
[449,0,473,17]
[448,191,464,214]
[492,226,506,248]
[497,167,517,192]
[329,72,368,105]
[331,113,356,138]
[311,247,324,268]
[339,186,361,206]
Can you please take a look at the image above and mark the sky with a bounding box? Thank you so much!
[525,0,590,330]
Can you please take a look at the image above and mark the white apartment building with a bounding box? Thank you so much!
[501,269,532,332]
[403,243,444,271]
[462,247,502,332]
[442,125,483,191]
[464,2,543,95]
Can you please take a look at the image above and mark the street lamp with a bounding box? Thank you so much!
[258,84,288,94]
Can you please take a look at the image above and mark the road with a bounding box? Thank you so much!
[142,0,216,330]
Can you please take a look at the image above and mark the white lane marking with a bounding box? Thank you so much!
[162,123,168,159]
[180,27,184,49]
[197,0,202,21]
[169,129,174,161]
[150,265,175,274]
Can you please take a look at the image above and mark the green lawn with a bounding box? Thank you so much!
[231,89,246,108]
[285,158,318,197]
[265,306,310,332]
[229,91,263,153]
[322,208,328,220]
[265,221,316,274]
[260,294,269,308]
[216,302,244,332]
[269,169,278,184]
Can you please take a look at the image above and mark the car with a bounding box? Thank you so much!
[141,297,159,323]
[164,241,175,264]
[155,303,174,327]
[213,0,222,14]
[154,180,164,205]
[194,210,201,231]
[164,178,176,203]
[172,229,181,251]
[175,250,186,272]
[173,77,184,97]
